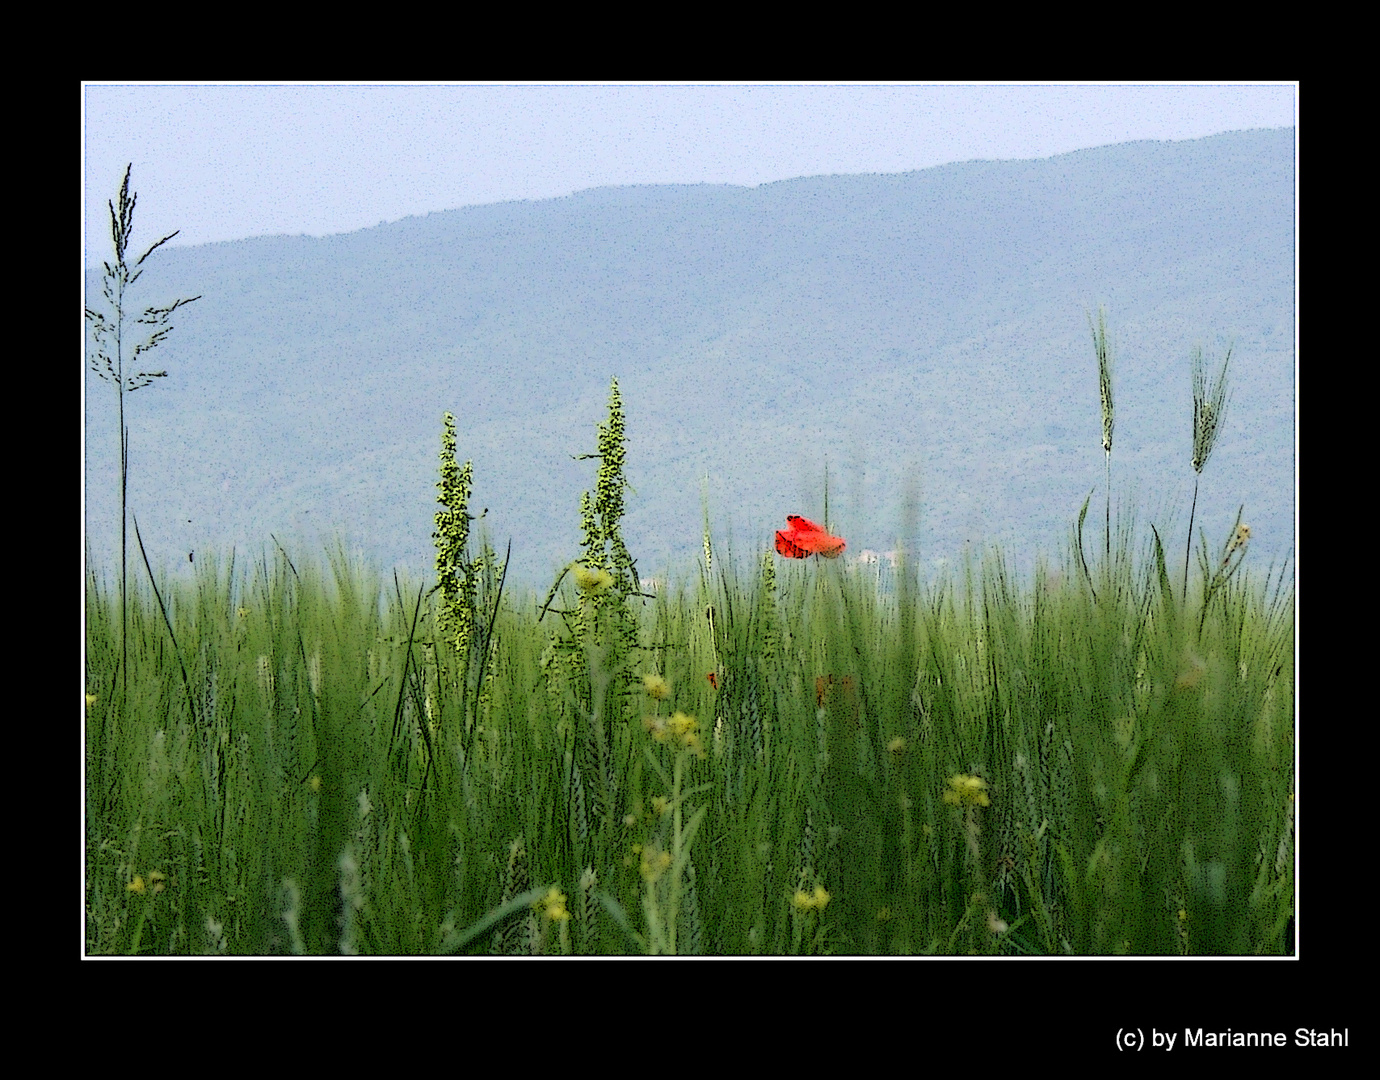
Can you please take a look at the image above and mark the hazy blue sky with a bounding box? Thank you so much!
[83,83,1296,265]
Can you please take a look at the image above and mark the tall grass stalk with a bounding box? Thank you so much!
[1184,344,1233,601]
[86,165,201,729]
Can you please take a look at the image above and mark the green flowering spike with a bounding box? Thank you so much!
[579,490,602,568]
[548,377,643,676]
[595,378,640,600]
[595,381,627,525]
[433,412,476,654]
[553,377,644,701]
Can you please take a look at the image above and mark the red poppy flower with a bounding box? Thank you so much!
[706,672,718,691]
[775,515,846,559]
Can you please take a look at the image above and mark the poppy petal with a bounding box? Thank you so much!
[775,515,846,558]
[776,530,810,558]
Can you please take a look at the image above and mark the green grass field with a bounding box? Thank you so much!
[83,503,1294,955]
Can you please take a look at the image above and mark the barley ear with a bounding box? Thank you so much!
[1183,344,1233,599]
[1190,345,1233,475]
[1090,307,1115,455]
[1088,306,1116,560]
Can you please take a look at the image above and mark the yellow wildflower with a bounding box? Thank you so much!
[668,712,697,737]
[887,736,907,754]
[308,775,322,793]
[534,887,570,922]
[149,871,167,895]
[643,714,669,741]
[667,713,705,755]
[642,673,671,701]
[127,876,145,894]
[943,774,990,807]
[651,796,670,816]
[573,564,614,594]
[640,846,672,882]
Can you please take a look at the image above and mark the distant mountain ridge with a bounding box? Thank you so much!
[83,127,1295,590]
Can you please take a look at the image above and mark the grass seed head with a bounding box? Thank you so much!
[1190,345,1233,474]
[1089,307,1115,454]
